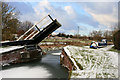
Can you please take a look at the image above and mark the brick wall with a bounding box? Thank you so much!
[0,49,23,65]
[60,49,74,71]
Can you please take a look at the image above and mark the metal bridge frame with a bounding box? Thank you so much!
[1,14,61,46]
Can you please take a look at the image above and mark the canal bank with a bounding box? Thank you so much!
[1,50,68,79]
[61,46,118,79]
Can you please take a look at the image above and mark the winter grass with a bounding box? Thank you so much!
[64,45,118,78]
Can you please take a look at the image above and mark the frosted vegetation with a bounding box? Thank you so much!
[64,45,118,78]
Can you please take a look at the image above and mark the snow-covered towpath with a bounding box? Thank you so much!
[64,45,118,78]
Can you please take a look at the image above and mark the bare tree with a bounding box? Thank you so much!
[2,2,20,41]
[19,21,33,32]
[103,30,113,40]
[89,30,103,41]
[17,21,34,37]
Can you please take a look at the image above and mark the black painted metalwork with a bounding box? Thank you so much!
[35,25,41,32]
[1,19,61,46]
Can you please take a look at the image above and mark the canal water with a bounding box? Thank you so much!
[1,50,68,79]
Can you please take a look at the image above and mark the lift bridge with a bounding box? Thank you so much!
[1,15,61,46]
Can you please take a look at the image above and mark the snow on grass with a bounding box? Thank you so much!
[64,45,118,78]
[42,47,63,53]
[64,46,80,70]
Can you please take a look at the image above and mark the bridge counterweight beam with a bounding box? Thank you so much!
[48,15,54,21]
[35,25,41,32]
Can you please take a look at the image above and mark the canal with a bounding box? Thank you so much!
[1,50,68,79]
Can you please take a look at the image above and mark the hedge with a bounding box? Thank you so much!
[113,30,120,50]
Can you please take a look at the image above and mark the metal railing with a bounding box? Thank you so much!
[17,14,54,41]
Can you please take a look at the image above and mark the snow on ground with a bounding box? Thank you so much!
[40,42,66,45]
[40,42,54,45]
[51,52,61,55]
[64,45,118,78]
[1,66,52,78]
[0,46,24,54]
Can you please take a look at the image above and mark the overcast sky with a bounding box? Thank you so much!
[8,0,118,36]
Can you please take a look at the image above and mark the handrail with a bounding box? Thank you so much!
[17,14,51,41]
[24,31,36,40]
[29,19,50,40]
